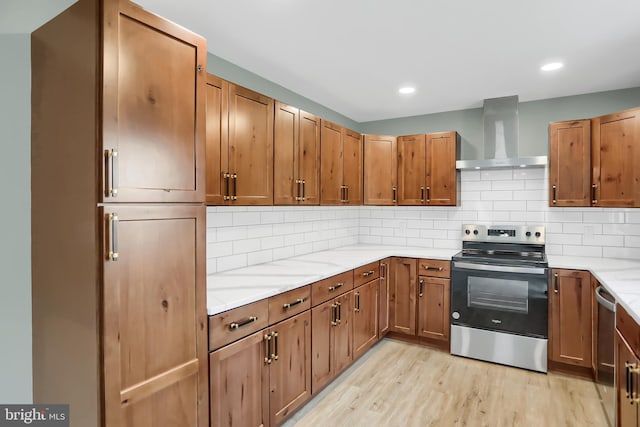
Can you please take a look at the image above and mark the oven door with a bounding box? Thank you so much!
[451,261,548,338]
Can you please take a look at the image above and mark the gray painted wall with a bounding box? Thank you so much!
[207,53,361,131]
[360,87,640,160]
[0,34,32,403]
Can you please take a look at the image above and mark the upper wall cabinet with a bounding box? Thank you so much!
[102,1,206,203]
[397,132,458,206]
[363,135,397,205]
[274,102,321,205]
[592,108,640,207]
[320,120,363,205]
[549,120,591,206]
[206,76,274,205]
[549,107,640,208]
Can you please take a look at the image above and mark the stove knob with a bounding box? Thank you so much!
[465,229,471,235]
[525,231,531,237]
[473,230,479,235]
[535,232,541,238]
[452,311,460,320]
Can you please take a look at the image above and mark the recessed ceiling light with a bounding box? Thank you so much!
[398,86,416,95]
[541,62,563,71]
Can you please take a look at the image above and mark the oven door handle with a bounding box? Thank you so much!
[453,261,547,276]
[595,286,616,313]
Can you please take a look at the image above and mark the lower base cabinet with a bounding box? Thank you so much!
[209,311,311,427]
[353,279,379,359]
[417,276,450,341]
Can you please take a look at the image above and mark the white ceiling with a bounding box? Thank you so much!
[137,0,640,123]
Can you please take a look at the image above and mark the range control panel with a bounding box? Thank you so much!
[462,224,545,244]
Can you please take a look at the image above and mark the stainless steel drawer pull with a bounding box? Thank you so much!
[104,149,119,197]
[229,316,257,330]
[283,298,306,310]
[108,213,119,261]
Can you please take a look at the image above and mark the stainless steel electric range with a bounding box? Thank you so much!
[450,224,549,373]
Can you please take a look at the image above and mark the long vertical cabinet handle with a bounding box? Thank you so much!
[340,185,346,203]
[355,292,360,312]
[295,179,302,201]
[426,187,431,203]
[264,334,272,364]
[231,174,238,201]
[107,213,119,261]
[552,185,557,205]
[392,186,397,203]
[420,187,425,203]
[553,273,559,294]
[380,263,386,281]
[104,149,119,197]
[331,304,337,326]
[345,185,349,203]
[419,279,424,297]
[271,331,278,361]
[302,180,306,201]
[626,362,631,399]
[223,173,230,201]
[336,302,341,324]
[592,184,598,205]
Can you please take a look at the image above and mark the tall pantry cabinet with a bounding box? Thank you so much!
[31,1,208,426]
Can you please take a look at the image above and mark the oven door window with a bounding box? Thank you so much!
[467,276,528,314]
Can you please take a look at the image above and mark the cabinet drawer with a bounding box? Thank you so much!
[311,270,354,307]
[418,259,450,278]
[617,304,640,356]
[354,261,380,287]
[269,286,311,325]
[209,299,269,351]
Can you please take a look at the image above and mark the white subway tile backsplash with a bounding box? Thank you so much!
[206,167,640,273]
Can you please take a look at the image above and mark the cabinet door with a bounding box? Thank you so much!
[592,108,640,207]
[274,102,299,205]
[616,331,640,427]
[426,131,457,206]
[311,299,334,394]
[102,205,207,426]
[549,269,592,367]
[548,120,590,207]
[378,259,391,337]
[343,128,363,205]
[334,291,353,375]
[269,311,311,426]
[209,331,269,427]
[103,2,206,203]
[363,134,397,205]
[299,111,321,205]
[353,280,379,359]
[320,120,344,205]
[417,276,450,341]
[228,84,274,205]
[397,134,426,205]
[390,258,417,335]
[205,74,229,205]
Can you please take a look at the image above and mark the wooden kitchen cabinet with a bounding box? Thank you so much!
[353,279,379,359]
[274,102,321,205]
[206,76,274,205]
[363,134,397,205]
[268,311,312,426]
[616,304,640,427]
[417,276,451,342]
[31,2,208,426]
[389,258,417,335]
[379,258,391,337]
[311,292,353,393]
[592,107,640,207]
[320,120,362,205]
[549,107,640,208]
[548,120,591,206]
[209,330,269,427]
[397,132,458,206]
[549,269,592,368]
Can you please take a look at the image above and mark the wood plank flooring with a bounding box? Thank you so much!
[283,338,608,427]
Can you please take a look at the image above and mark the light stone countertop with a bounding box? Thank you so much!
[207,245,640,325]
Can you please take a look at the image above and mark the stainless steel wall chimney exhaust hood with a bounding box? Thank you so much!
[456,95,547,170]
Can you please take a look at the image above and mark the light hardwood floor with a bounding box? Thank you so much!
[283,338,608,427]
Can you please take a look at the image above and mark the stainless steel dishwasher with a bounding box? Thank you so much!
[595,285,616,427]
